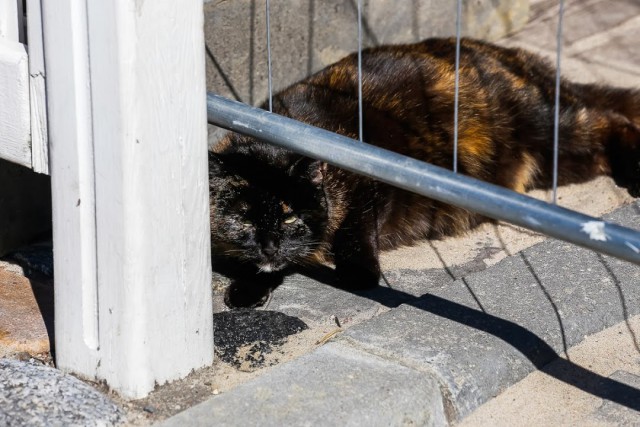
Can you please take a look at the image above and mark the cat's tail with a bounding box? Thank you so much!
[575,83,640,127]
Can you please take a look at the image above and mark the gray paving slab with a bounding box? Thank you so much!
[590,370,640,425]
[458,315,640,425]
[266,268,454,327]
[164,203,639,425]
[339,201,640,421]
[339,294,541,420]
[160,342,447,427]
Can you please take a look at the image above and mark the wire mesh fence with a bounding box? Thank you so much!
[206,0,640,268]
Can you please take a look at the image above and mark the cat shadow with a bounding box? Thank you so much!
[291,264,640,413]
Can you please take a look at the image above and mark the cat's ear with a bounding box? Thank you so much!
[308,160,328,186]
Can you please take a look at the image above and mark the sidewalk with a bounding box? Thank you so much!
[160,201,640,426]
[1,200,637,426]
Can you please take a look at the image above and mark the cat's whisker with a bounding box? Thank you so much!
[290,257,320,269]
[256,265,271,273]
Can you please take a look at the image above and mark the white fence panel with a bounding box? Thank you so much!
[0,0,30,169]
[0,38,30,168]
[0,0,48,172]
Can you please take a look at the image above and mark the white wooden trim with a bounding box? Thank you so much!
[27,0,48,174]
[16,0,24,43]
[0,0,49,173]
[44,0,213,398]
[0,0,21,42]
[0,38,31,168]
[43,0,99,376]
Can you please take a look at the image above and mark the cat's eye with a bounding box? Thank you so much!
[283,215,298,224]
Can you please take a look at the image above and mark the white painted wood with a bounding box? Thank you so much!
[43,0,213,398]
[42,0,99,379]
[0,0,20,41]
[26,0,48,174]
[0,38,31,168]
[16,0,24,43]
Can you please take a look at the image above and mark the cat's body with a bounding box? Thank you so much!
[210,38,640,307]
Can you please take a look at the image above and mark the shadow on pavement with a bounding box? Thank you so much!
[297,264,640,412]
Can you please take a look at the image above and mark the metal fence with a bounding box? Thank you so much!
[206,0,640,267]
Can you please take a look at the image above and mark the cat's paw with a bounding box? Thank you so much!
[224,279,272,309]
[610,122,640,197]
[628,172,640,198]
[612,155,640,197]
[627,152,640,197]
[334,263,380,290]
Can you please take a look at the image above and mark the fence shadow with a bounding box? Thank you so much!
[293,263,640,412]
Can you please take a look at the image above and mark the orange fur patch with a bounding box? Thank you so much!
[512,152,539,193]
[458,119,494,175]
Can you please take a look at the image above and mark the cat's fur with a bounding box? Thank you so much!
[209,38,640,307]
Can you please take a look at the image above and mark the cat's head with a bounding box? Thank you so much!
[209,144,329,273]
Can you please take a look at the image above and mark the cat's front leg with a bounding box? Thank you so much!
[215,257,285,308]
[224,274,283,308]
[332,212,381,290]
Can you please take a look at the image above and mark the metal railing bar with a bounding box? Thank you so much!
[453,0,462,173]
[207,93,640,266]
[265,0,273,112]
[552,0,566,203]
[357,0,363,143]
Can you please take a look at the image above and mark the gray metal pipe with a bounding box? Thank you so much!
[207,93,640,265]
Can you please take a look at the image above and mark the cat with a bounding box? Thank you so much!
[209,37,640,308]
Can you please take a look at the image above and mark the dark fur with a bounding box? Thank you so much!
[210,38,640,307]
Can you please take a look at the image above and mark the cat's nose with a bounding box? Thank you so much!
[261,241,278,257]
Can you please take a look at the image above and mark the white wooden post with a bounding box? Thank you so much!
[42,0,213,398]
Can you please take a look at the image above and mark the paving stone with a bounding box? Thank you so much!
[160,342,447,427]
[339,297,540,421]
[338,201,640,420]
[503,0,640,86]
[0,265,51,357]
[0,358,125,426]
[267,269,453,327]
[266,271,385,325]
[599,201,640,286]
[457,315,640,425]
[590,370,640,424]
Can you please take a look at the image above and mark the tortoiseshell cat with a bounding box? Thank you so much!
[209,38,640,307]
